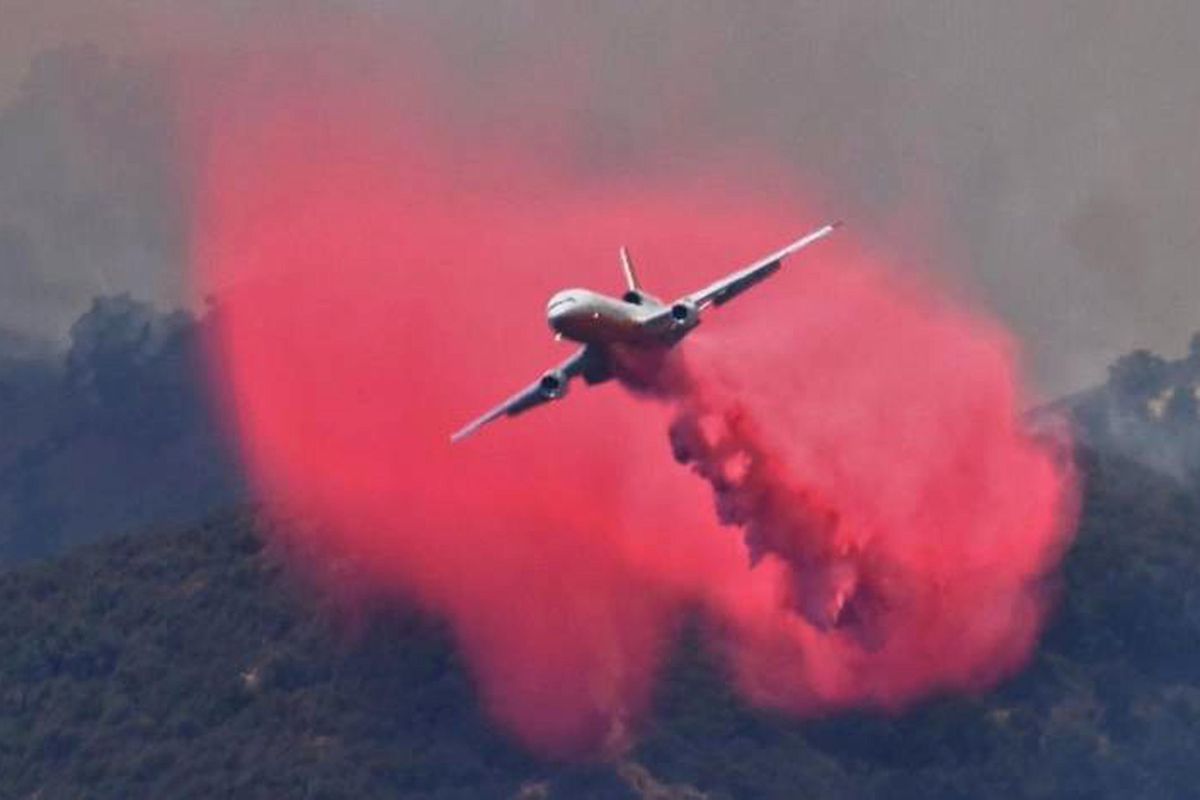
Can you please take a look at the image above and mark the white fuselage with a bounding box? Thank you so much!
[546,288,668,346]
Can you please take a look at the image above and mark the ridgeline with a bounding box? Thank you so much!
[1,437,1199,797]
[1,307,1198,798]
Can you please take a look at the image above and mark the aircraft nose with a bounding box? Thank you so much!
[546,292,577,328]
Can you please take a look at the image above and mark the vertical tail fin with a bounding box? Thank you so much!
[620,246,642,293]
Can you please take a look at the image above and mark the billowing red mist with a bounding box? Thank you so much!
[188,75,1076,757]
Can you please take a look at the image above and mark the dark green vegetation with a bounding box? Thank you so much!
[0,511,672,799]
[1,336,1199,798]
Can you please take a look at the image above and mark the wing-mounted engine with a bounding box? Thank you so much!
[637,298,701,346]
[669,300,699,327]
[538,369,569,400]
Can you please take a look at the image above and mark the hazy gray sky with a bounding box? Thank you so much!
[2,1,1198,394]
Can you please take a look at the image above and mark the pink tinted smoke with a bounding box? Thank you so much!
[188,76,1075,755]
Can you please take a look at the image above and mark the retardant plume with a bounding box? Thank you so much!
[641,281,1074,710]
[188,72,1077,756]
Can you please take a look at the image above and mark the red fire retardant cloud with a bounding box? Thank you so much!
[189,79,1076,757]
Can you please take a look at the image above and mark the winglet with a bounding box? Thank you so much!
[771,220,843,263]
[619,246,641,293]
[450,411,499,444]
[450,422,480,444]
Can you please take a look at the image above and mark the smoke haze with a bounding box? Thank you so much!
[3,2,1200,395]
[188,64,1075,754]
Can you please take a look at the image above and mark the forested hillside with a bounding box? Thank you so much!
[2,307,1198,797]
[1,432,1197,798]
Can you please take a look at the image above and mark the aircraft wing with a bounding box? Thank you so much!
[683,221,842,310]
[450,346,591,443]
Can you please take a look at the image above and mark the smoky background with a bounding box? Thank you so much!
[1,1,1198,395]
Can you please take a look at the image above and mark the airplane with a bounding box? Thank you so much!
[451,221,842,442]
